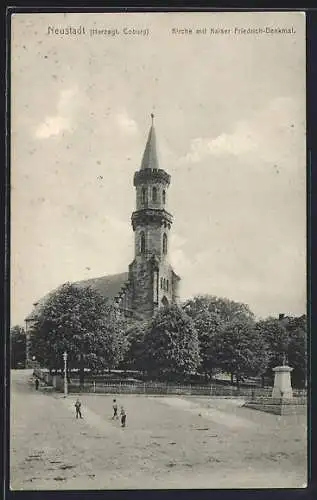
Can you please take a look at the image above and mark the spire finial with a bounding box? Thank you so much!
[140,113,158,170]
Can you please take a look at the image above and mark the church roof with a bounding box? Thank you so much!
[140,114,159,170]
[25,272,129,322]
[74,272,129,299]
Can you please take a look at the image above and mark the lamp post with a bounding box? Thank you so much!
[63,351,68,397]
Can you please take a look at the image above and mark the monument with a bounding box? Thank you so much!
[271,353,293,399]
[244,352,305,415]
[243,357,305,415]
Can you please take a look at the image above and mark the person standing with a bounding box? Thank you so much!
[112,399,118,420]
[75,398,83,419]
[120,406,126,428]
[35,378,39,391]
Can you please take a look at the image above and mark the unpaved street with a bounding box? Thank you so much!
[10,370,307,490]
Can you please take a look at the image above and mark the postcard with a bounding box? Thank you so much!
[9,11,307,490]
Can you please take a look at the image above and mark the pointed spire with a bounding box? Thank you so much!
[140,113,159,170]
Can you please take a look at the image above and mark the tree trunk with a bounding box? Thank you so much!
[230,372,234,385]
[79,354,85,388]
[236,374,240,390]
[261,375,265,388]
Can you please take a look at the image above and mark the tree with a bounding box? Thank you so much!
[121,320,149,371]
[255,317,289,381]
[141,304,200,380]
[255,315,307,388]
[98,305,130,372]
[192,310,223,380]
[287,316,307,388]
[10,325,26,368]
[213,319,269,388]
[30,283,129,384]
[183,295,255,383]
[183,295,255,323]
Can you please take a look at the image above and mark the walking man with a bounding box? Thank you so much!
[112,399,118,420]
[75,398,83,419]
[35,378,39,391]
[120,406,126,428]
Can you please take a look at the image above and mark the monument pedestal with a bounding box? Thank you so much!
[244,363,306,415]
[272,365,293,399]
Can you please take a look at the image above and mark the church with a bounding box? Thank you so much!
[25,115,181,340]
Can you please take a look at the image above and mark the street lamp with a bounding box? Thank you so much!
[63,351,68,397]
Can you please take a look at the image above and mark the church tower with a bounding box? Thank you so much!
[128,114,180,319]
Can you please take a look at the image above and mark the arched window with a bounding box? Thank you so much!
[141,187,146,204]
[160,277,163,289]
[166,280,169,292]
[163,233,168,254]
[162,190,166,204]
[152,186,157,202]
[140,232,146,254]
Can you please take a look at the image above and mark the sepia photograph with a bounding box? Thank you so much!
[10,10,307,490]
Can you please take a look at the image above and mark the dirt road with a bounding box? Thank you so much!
[10,370,307,490]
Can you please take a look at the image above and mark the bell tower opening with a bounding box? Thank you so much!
[140,231,146,254]
[163,233,168,255]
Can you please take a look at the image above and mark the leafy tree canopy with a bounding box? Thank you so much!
[141,304,200,378]
[183,295,255,323]
[192,310,224,376]
[255,315,307,387]
[213,319,269,384]
[10,325,26,368]
[30,283,128,373]
[183,295,255,379]
[121,320,149,371]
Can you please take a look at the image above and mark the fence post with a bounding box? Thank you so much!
[93,381,96,393]
[210,384,212,396]
[143,382,146,394]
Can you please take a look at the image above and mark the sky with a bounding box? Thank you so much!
[10,11,306,326]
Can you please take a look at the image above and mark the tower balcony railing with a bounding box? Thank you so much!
[133,168,171,186]
[131,208,173,230]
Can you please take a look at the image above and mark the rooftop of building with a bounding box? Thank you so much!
[25,272,129,322]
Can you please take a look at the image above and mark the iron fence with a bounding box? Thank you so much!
[65,380,307,398]
[32,369,307,399]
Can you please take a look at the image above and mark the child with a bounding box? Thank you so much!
[112,399,118,420]
[120,406,126,428]
[75,398,83,419]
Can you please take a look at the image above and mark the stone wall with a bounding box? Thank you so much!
[134,221,170,257]
[157,261,175,306]
[244,397,307,415]
[129,258,154,319]
[172,270,181,303]
[135,181,169,211]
